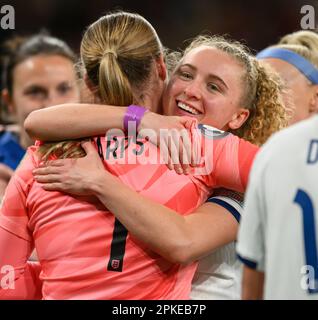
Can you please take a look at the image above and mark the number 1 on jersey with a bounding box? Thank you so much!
[294,189,318,294]
[107,218,128,272]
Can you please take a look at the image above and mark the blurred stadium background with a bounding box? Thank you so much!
[1,0,317,51]
[1,0,316,104]
[0,0,315,94]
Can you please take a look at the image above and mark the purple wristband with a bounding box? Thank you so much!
[123,105,148,132]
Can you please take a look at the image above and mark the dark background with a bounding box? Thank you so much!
[1,0,317,53]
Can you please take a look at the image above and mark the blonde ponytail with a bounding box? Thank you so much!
[98,53,133,106]
[38,11,163,162]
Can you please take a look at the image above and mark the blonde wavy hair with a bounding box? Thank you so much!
[38,11,163,160]
[183,35,288,146]
[276,30,318,68]
[256,30,318,126]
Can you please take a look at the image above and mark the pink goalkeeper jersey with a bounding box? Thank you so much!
[0,125,258,300]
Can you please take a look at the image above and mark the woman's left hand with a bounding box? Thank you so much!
[33,141,108,195]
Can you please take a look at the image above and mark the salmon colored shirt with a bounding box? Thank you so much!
[0,125,258,299]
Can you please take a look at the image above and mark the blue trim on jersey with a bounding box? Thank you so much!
[256,48,318,84]
[237,254,258,269]
[208,198,241,223]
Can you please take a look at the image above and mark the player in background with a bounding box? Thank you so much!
[28,33,286,300]
[237,114,318,300]
[257,30,318,125]
[0,32,80,200]
[238,31,318,299]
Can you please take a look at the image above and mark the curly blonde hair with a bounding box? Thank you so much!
[233,58,288,145]
[183,35,288,145]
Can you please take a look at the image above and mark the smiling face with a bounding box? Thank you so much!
[261,58,318,125]
[163,46,249,130]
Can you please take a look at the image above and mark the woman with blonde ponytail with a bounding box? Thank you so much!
[257,30,318,125]
[37,12,166,161]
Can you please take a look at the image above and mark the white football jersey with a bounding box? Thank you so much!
[237,116,318,300]
[191,190,244,300]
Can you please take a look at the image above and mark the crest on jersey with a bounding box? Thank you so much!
[111,259,120,269]
[198,124,229,140]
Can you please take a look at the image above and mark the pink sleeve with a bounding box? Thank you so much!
[213,135,259,192]
[0,227,42,299]
[0,148,42,299]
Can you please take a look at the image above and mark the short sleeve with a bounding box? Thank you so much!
[213,135,259,193]
[236,152,267,272]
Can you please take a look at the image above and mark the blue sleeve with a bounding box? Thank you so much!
[0,132,25,170]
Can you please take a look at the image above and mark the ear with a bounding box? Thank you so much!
[1,89,15,114]
[309,84,318,114]
[84,74,98,94]
[228,108,250,130]
[156,54,167,81]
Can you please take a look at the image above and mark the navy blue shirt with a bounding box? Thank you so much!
[0,131,25,170]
